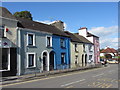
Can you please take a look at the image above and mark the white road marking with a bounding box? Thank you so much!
[92,73,104,77]
[61,79,86,87]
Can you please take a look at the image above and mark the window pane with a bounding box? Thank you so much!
[61,39,65,48]
[28,34,33,45]
[89,55,92,60]
[75,44,77,51]
[47,37,51,46]
[28,54,34,67]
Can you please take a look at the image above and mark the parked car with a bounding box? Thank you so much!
[100,59,105,65]
[107,60,118,64]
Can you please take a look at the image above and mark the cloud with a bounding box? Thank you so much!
[89,26,118,37]
[89,26,118,49]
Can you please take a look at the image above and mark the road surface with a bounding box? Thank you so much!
[1,64,119,88]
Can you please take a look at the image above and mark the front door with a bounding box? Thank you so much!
[49,51,55,71]
[43,52,47,71]
[85,54,87,66]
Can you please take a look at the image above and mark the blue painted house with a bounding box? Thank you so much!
[52,35,70,70]
[49,21,71,70]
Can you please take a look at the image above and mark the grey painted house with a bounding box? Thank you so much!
[17,27,53,75]
[16,17,70,75]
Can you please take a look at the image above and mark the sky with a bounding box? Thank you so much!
[1,2,118,49]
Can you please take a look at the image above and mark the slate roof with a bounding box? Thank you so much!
[16,17,69,37]
[64,31,83,43]
[101,47,117,53]
[0,7,16,19]
[74,33,93,44]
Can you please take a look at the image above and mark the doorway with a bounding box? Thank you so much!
[43,52,47,71]
[85,54,87,66]
[82,54,84,67]
[49,51,55,71]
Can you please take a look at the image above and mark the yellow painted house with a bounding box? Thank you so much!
[65,31,94,68]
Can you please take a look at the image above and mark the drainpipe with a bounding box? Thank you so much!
[16,27,21,76]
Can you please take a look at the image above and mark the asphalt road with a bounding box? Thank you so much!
[1,64,119,88]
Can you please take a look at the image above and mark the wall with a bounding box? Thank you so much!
[52,35,70,70]
[84,43,94,66]
[0,17,18,46]
[70,42,83,68]
[17,28,53,75]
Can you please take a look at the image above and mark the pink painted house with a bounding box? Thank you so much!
[78,27,100,64]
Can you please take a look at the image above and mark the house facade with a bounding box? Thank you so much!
[17,28,53,75]
[74,34,94,66]
[78,27,100,64]
[50,21,70,70]
[65,31,94,68]
[0,7,18,76]
[100,46,117,59]
[65,31,83,68]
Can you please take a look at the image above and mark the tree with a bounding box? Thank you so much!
[100,48,104,52]
[13,11,33,20]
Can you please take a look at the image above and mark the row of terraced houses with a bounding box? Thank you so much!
[0,7,100,77]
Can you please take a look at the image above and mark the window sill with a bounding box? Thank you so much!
[0,70,10,72]
[27,45,37,48]
[61,47,66,49]
[47,46,52,48]
[75,51,79,53]
[89,51,93,52]
[26,66,36,69]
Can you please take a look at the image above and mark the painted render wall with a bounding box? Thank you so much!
[94,37,100,63]
[84,43,94,66]
[87,36,100,64]
[70,42,83,68]
[52,35,70,70]
[17,28,53,75]
[0,17,18,47]
[70,42,94,68]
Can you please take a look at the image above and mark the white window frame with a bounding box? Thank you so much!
[83,44,86,52]
[26,52,36,68]
[89,45,93,52]
[4,26,7,37]
[46,36,52,47]
[27,33,35,46]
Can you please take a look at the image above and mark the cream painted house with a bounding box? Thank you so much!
[74,34,94,67]
[65,31,94,68]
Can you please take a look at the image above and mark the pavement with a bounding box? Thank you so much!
[0,64,102,85]
[1,64,119,88]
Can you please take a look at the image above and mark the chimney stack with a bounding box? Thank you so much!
[78,27,88,37]
[50,20,64,31]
